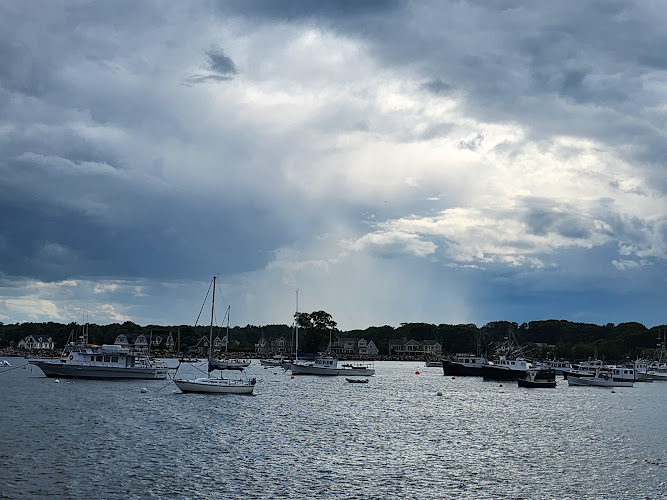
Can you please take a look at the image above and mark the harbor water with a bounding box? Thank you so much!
[1,358,666,499]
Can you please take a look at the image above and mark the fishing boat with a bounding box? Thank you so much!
[442,332,490,376]
[28,326,168,380]
[545,359,572,376]
[567,367,634,388]
[481,356,530,381]
[481,329,531,381]
[173,277,256,395]
[517,368,557,388]
[442,353,488,376]
[562,359,604,379]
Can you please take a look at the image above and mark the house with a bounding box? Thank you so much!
[134,334,149,351]
[165,332,175,351]
[358,338,379,356]
[271,336,290,355]
[114,334,130,348]
[254,335,292,355]
[213,334,228,351]
[190,335,210,355]
[17,335,55,350]
[327,336,378,357]
[255,335,271,355]
[388,337,442,357]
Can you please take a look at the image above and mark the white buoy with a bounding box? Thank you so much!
[54,379,61,383]
[141,388,148,393]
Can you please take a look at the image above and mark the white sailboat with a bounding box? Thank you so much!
[208,305,251,371]
[173,277,256,395]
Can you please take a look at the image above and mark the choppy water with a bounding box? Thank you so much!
[1,358,666,499]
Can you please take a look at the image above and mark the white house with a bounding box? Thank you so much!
[18,335,55,350]
[328,337,379,357]
[271,336,290,354]
[213,334,228,350]
[389,338,442,357]
[165,332,175,351]
[254,336,271,355]
[114,334,130,348]
[358,339,379,356]
[134,334,149,350]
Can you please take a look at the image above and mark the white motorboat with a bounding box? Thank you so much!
[208,357,251,371]
[173,276,256,395]
[0,360,11,367]
[260,356,288,367]
[545,360,572,376]
[28,326,168,380]
[562,359,604,379]
[290,355,375,376]
[567,367,634,387]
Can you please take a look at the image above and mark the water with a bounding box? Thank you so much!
[1,358,666,499]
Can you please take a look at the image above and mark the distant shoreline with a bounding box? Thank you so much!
[0,347,437,362]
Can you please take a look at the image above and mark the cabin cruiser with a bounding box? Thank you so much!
[290,355,374,376]
[29,343,168,380]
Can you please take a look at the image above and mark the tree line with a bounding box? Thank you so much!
[1,315,665,362]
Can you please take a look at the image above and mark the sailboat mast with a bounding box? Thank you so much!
[226,305,230,353]
[209,276,216,359]
[295,290,299,361]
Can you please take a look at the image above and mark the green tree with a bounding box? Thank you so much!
[295,310,337,354]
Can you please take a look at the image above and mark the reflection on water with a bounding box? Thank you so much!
[1,359,666,499]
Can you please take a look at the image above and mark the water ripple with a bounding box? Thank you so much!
[1,359,666,498]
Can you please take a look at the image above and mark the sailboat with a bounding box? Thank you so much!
[282,290,306,370]
[207,305,251,371]
[173,277,256,395]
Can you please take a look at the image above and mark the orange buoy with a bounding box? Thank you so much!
[415,370,420,375]
[290,375,294,379]
[452,376,456,379]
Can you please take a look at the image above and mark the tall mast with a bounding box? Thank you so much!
[225,305,230,353]
[295,290,299,360]
[209,276,216,359]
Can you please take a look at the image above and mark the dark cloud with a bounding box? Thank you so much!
[185,75,234,85]
[205,47,237,75]
[519,198,592,240]
[219,0,404,22]
[457,134,484,152]
[421,79,453,95]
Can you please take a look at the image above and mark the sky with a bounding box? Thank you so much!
[1,0,666,331]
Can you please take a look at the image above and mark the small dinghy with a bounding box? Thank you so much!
[345,378,369,384]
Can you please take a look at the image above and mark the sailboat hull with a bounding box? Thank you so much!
[174,377,255,394]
